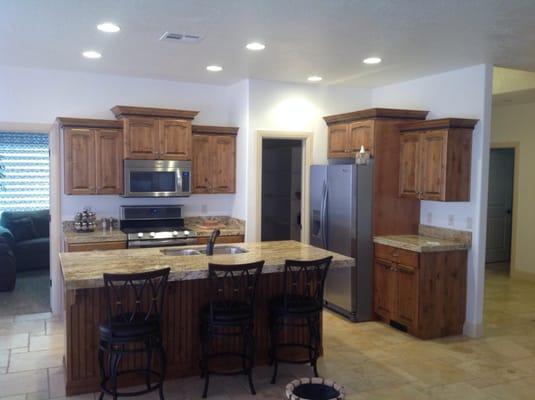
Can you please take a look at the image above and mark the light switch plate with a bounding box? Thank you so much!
[427,212,432,224]
[466,217,473,230]
[201,204,208,214]
[448,214,455,226]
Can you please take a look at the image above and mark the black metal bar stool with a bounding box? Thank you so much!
[268,256,332,384]
[200,260,264,398]
[98,267,170,400]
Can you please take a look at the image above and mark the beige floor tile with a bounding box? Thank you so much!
[0,321,45,336]
[0,334,28,351]
[47,366,66,399]
[10,347,29,354]
[13,313,52,323]
[0,350,9,368]
[8,350,63,373]
[482,376,535,399]
[0,369,48,396]
[24,392,48,400]
[0,395,26,400]
[29,334,64,352]
[44,320,63,336]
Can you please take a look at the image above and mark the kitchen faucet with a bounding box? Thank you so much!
[205,229,221,255]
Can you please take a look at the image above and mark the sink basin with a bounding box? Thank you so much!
[160,246,248,256]
[201,246,248,255]
[161,248,202,256]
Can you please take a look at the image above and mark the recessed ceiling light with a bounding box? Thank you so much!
[307,76,322,82]
[82,50,102,59]
[246,42,266,51]
[97,22,120,33]
[363,57,382,65]
[206,65,223,72]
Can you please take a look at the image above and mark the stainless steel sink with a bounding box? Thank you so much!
[160,246,248,256]
[161,248,202,256]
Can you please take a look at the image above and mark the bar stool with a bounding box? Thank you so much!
[98,267,170,400]
[200,260,264,398]
[268,256,332,384]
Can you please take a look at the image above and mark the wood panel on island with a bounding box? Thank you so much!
[56,118,124,195]
[398,118,478,201]
[192,125,238,194]
[111,105,199,160]
[323,108,428,235]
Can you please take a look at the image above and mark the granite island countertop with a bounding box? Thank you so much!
[373,234,470,253]
[60,240,353,290]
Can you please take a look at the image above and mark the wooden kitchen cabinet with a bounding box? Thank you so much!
[373,243,467,339]
[398,118,477,201]
[191,125,238,194]
[195,234,244,245]
[111,105,198,160]
[59,118,124,195]
[65,241,127,252]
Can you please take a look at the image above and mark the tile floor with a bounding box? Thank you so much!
[0,268,534,399]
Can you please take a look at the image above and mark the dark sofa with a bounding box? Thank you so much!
[0,209,50,272]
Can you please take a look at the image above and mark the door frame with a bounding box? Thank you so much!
[489,142,519,277]
[256,130,313,244]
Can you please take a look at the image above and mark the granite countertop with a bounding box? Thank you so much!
[60,240,353,290]
[373,235,470,253]
[63,229,127,244]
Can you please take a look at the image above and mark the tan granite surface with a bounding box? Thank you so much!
[373,235,470,253]
[418,224,472,244]
[184,216,245,237]
[63,230,127,244]
[60,240,353,290]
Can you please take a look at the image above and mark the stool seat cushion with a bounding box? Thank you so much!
[201,301,253,323]
[270,295,322,315]
[99,313,160,340]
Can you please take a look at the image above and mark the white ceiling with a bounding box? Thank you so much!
[2,0,535,87]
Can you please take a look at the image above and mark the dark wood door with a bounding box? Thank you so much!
[395,263,419,329]
[399,132,421,198]
[211,135,236,193]
[192,134,212,193]
[420,130,448,200]
[64,128,96,195]
[328,123,349,158]
[123,117,159,159]
[159,119,191,160]
[348,120,374,155]
[95,129,123,194]
[374,258,395,319]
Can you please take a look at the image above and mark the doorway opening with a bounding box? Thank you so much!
[261,139,303,242]
[485,147,515,275]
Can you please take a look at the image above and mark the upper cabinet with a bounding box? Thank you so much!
[324,108,428,159]
[111,105,198,160]
[191,125,238,194]
[398,118,478,202]
[59,118,123,195]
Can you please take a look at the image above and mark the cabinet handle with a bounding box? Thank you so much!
[392,251,399,257]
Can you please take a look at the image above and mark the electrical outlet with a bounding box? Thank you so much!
[448,214,455,227]
[466,217,473,230]
[201,204,208,214]
[427,212,433,224]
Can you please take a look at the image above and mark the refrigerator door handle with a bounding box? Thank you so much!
[321,181,328,248]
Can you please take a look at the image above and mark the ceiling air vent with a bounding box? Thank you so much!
[159,32,203,43]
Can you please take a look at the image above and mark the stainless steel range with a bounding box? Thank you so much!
[120,205,198,248]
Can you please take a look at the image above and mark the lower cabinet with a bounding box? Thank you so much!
[65,241,127,252]
[195,234,244,245]
[373,243,467,339]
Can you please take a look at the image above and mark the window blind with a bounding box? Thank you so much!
[0,132,49,211]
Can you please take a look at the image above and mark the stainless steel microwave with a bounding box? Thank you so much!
[123,160,191,197]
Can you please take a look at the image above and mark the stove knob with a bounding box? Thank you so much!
[149,232,156,238]
[137,232,144,238]
[183,230,190,236]
[172,231,179,236]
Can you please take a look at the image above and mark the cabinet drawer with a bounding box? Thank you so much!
[374,244,419,267]
[66,241,127,252]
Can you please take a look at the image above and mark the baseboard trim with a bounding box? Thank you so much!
[463,321,484,338]
[511,269,535,283]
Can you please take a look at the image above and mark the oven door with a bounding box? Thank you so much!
[123,160,191,197]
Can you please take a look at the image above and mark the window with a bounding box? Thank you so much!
[0,132,49,211]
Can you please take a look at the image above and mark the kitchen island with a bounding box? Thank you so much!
[59,240,353,395]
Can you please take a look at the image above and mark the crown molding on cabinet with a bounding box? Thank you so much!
[323,108,429,125]
[111,105,199,120]
[192,125,239,136]
[56,117,123,129]
[398,118,478,132]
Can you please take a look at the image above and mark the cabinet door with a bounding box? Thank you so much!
[348,120,374,155]
[399,132,421,198]
[95,129,123,194]
[374,258,395,319]
[123,117,159,159]
[395,263,419,329]
[192,135,212,193]
[420,130,448,200]
[159,119,192,160]
[328,123,349,158]
[64,128,96,195]
[211,135,236,193]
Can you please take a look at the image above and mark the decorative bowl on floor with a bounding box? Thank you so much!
[285,378,344,400]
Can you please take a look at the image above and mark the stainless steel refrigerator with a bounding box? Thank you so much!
[310,163,373,322]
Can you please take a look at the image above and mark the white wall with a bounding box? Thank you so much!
[372,64,493,337]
